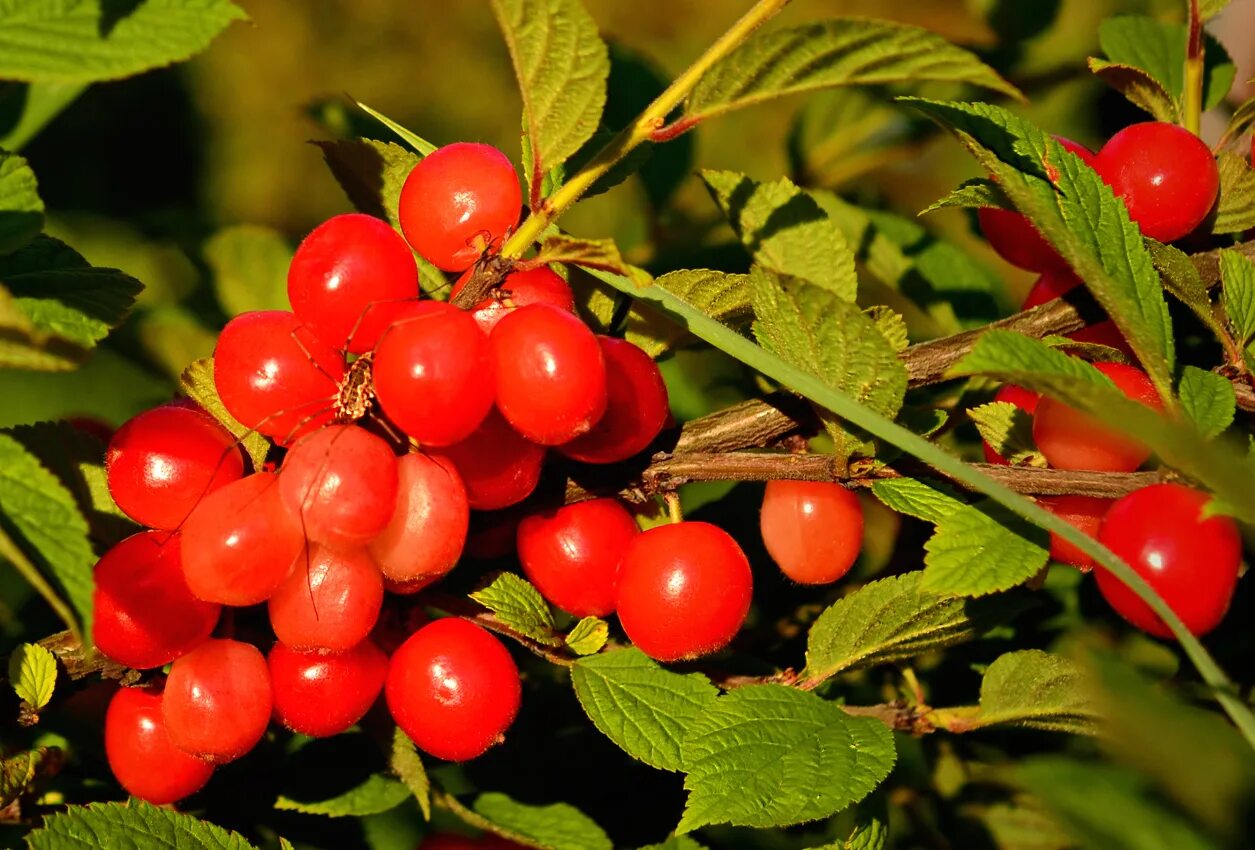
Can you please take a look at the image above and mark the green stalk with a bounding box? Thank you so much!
[0,527,80,642]
[1183,0,1205,135]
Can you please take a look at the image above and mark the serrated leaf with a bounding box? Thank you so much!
[803,572,1026,683]
[565,617,608,655]
[870,477,965,524]
[683,18,1021,129]
[390,729,430,821]
[1220,249,1255,346]
[26,799,260,849]
[0,0,247,84]
[570,647,719,772]
[1087,58,1179,122]
[677,685,895,833]
[814,793,889,850]
[622,269,751,357]
[924,500,1049,596]
[276,774,409,817]
[639,838,706,850]
[203,225,291,317]
[864,306,908,352]
[1222,94,1255,148]
[1178,366,1235,438]
[473,792,612,850]
[1098,15,1234,109]
[1147,241,1224,342]
[0,149,43,254]
[352,99,437,155]
[469,572,560,645]
[0,747,51,807]
[8,641,55,709]
[1213,151,1255,235]
[178,358,269,471]
[1039,335,1128,364]
[532,235,651,288]
[921,177,1007,213]
[969,401,1041,466]
[968,650,1099,734]
[703,171,856,300]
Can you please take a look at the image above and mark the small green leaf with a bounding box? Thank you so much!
[969,650,1100,735]
[565,617,608,656]
[1200,0,1232,21]
[8,641,55,709]
[1222,94,1255,148]
[1087,58,1179,122]
[0,747,51,807]
[532,235,651,288]
[1220,249,1255,346]
[473,792,612,850]
[923,500,1049,596]
[622,269,751,357]
[571,647,719,772]
[816,793,889,850]
[276,774,410,818]
[1147,241,1224,342]
[920,177,1007,214]
[969,401,1042,466]
[864,306,908,352]
[26,800,261,849]
[1213,151,1255,235]
[469,572,560,645]
[203,225,291,317]
[677,685,895,833]
[870,477,965,524]
[638,838,706,850]
[390,728,430,821]
[179,358,269,471]
[1098,15,1234,109]
[352,99,437,155]
[1178,366,1235,438]
[0,149,43,254]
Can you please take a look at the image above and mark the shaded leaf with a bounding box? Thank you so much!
[352,99,436,155]
[1220,248,1255,346]
[469,572,560,645]
[1213,151,1255,235]
[473,792,612,850]
[1098,15,1234,109]
[390,729,430,821]
[1178,366,1235,438]
[0,81,85,152]
[203,224,291,317]
[532,235,650,288]
[969,401,1042,466]
[1087,58,1178,122]
[0,747,52,807]
[921,177,1007,213]
[0,149,43,254]
[969,650,1100,734]
[276,774,409,818]
[25,799,260,849]
[623,269,751,357]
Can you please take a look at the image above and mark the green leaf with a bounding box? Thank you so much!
[0,0,247,84]
[802,572,1026,683]
[1213,151,1255,235]
[1178,366,1235,438]
[677,685,895,833]
[969,650,1100,734]
[565,617,608,656]
[490,0,609,203]
[788,88,910,190]
[26,799,260,849]
[864,306,908,353]
[179,358,269,471]
[1222,94,1255,148]
[924,500,1049,596]
[0,149,43,254]
[1220,248,1255,346]
[473,792,612,850]
[815,793,889,850]
[1086,58,1179,122]
[1098,15,1235,109]
[203,224,291,317]
[352,99,437,155]
[532,235,651,288]
[683,18,1021,128]
[0,81,86,151]
[1200,0,1232,21]
[276,774,409,817]
[703,171,857,300]
[968,401,1042,466]
[0,747,51,807]
[870,477,965,524]
[1147,241,1225,342]
[571,647,719,772]
[921,177,1007,213]
[8,641,55,708]
[390,729,430,821]
[639,839,706,850]
[469,572,560,645]
[622,269,751,358]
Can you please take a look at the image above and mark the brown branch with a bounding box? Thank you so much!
[447,254,516,311]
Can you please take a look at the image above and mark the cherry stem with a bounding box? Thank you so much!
[1183,0,1205,135]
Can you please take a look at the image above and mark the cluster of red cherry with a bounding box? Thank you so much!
[977,121,1242,639]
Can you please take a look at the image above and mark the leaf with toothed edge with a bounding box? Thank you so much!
[469,572,561,645]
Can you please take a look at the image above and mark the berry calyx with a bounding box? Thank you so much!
[559,337,670,464]
[982,384,1040,465]
[163,638,273,763]
[267,640,388,737]
[1032,362,1162,472]
[369,452,469,584]
[268,546,384,652]
[1038,494,1109,570]
[452,265,576,335]
[105,684,214,805]
[428,409,546,510]
[760,481,863,585]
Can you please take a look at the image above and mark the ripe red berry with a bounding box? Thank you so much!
[1095,484,1241,637]
[278,424,399,548]
[181,472,304,606]
[398,143,522,272]
[106,403,244,530]
[429,409,546,510]
[287,213,419,354]
[348,298,430,355]
[268,546,384,652]
[490,304,608,445]
[1021,269,1131,355]
[1094,122,1220,242]
[386,618,522,762]
[516,498,639,617]
[452,265,576,335]
[616,522,753,662]
[559,337,670,464]
[106,684,214,805]
[267,640,388,737]
[93,531,220,669]
[1038,494,1109,570]
[372,301,495,446]
[1033,362,1162,472]
[369,453,469,585]
[981,384,1040,465]
[760,481,863,585]
[163,638,273,763]
[213,311,346,444]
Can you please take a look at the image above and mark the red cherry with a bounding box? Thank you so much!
[386,618,522,762]
[106,403,244,530]
[1038,494,1109,570]
[760,481,863,585]
[278,424,399,548]
[1095,484,1241,637]
[163,638,273,763]
[516,498,639,617]
[1033,361,1163,472]
[93,531,220,669]
[398,143,522,272]
[287,213,419,354]
[369,453,469,585]
[373,301,495,446]
[268,546,384,652]
[213,311,346,445]
[981,384,1041,465]
[452,265,576,335]
[616,522,753,662]
[559,337,670,464]
[267,640,387,737]
[181,472,304,606]
[349,298,431,355]
[428,409,546,510]
[106,684,214,804]
[490,304,608,446]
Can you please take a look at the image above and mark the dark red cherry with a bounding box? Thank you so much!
[559,337,669,464]
[428,409,546,511]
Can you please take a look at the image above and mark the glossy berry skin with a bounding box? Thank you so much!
[213,311,346,444]
[1038,494,1109,570]
[1033,362,1162,472]
[1095,122,1219,242]
[106,685,214,804]
[1022,269,1131,355]
[452,266,576,335]
[559,337,670,464]
[490,304,608,446]
[268,546,384,652]
[348,298,431,355]
[516,498,639,617]
[982,384,1040,465]
[369,453,469,584]
[429,409,546,510]
[288,213,419,353]
[1095,484,1241,638]
[386,618,522,762]
[106,403,244,530]
[163,639,273,764]
[398,143,522,272]
[760,481,863,585]
[181,472,304,606]
[93,531,220,670]
[267,640,388,737]
[616,522,753,662]
[373,301,496,446]
[278,424,399,549]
